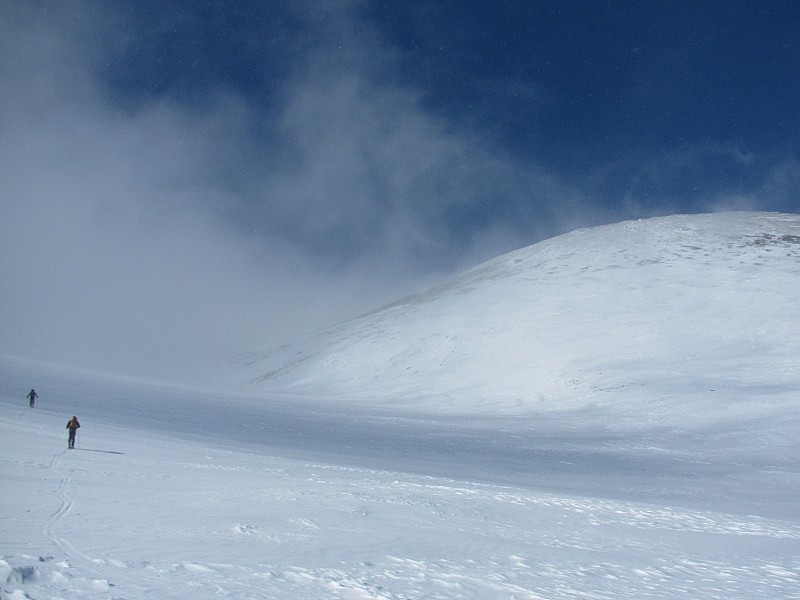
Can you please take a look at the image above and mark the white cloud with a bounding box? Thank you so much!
[0,2,585,379]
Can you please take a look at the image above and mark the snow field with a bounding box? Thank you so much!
[3,213,800,598]
[2,394,799,599]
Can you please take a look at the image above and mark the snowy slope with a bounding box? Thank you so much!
[2,212,800,599]
[233,212,800,417]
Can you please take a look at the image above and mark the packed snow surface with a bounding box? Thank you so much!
[2,212,800,599]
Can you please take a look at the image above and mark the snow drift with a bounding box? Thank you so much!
[233,212,800,417]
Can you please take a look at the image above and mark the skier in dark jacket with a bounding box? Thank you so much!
[66,416,80,449]
[27,388,37,408]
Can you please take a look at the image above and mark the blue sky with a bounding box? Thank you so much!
[2,1,799,378]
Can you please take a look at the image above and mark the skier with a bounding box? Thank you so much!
[27,388,38,408]
[66,416,80,449]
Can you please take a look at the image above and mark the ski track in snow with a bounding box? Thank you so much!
[43,450,76,561]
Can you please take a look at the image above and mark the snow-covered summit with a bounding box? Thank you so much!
[233,212,800,416]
